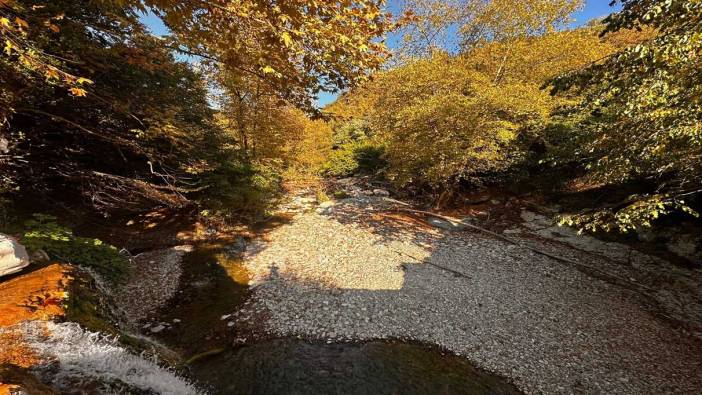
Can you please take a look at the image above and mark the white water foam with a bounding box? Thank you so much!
[19,321,203,394]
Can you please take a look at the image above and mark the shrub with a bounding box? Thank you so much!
[21,214,129,283]
[322,142,387,178]
[323,146,360,177]
[199,160,283,219]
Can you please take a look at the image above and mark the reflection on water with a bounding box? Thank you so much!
[191,339,521,395]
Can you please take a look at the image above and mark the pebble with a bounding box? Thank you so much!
[235,190,702,394]
[150,324,166,333]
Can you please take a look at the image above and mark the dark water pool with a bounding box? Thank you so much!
[191,339,521,395]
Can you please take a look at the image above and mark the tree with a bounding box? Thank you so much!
[1,0,217,212]
[551,0,702,232]
[0,0,395,215]
[2,0,395,109]
[127,0,395,111]
[396,0,582,58]
[329,24,622,199]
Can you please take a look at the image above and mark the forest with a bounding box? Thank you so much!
[1,0,698,232]
[0,0,701,394]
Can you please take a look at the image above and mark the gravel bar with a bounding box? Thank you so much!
[236,197,702,394]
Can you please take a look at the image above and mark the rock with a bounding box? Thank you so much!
[316,201,335,215]
[0,233,30,277]
[298,197,316,204]
[224,237,247,258]
[150,324,166,333]
[667,234,702,264]
[427,217,462,231]
[30,249,51,263]
[520,210,541,222]
[336,177,357,185]
[520,210,552,230]
[372,188,390,197]
[319,201,335,209]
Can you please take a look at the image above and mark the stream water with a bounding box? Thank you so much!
[151,243,521,394]
[19,321,202,394]
[191,339,520,395]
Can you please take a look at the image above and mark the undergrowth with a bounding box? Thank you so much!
[20,214,128,284]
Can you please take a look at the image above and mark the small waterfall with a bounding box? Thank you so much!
[19,321,203,395]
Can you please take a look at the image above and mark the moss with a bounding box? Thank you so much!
[333,190,350,199]
[64,273,117,335]
[315,189,330,202]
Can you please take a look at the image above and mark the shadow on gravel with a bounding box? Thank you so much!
[323,198,440,245]
[241,200,702,394]
[148,199,702,394]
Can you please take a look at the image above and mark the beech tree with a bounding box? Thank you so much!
[397,0,582,58]
[0,0,394,214]
[552,0,702,232]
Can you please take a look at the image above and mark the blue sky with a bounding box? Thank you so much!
[141,1,619,107]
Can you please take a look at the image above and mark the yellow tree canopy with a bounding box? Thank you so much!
[123,0,395,109]
[1,0,396,109]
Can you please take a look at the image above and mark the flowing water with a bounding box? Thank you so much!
[18,321,202,394]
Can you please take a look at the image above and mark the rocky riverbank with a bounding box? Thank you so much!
[3,181,701,394]
[219,186,702,394]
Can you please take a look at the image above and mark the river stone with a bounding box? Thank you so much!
[0,136,8,154]
[150,324,166,333]
[0,233,30,277]
[667,234,702,264]
[319,201,335,208]
[372,188,390,197]
[224,237,247,258]
[427,217,462,231]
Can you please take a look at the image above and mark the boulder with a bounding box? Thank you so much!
[667,234,702,264]
[372,188,390,197]
[30,249,51,263]
[427,217,464,231]
[0,234,30,277]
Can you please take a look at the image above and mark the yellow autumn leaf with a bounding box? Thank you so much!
[0,17,10,29]
[76,77,94,85]
[262,65,276,74]
[281,32,293,47]
[45,68,60,80]
[69,87,88,97]
[15,17,29,30]
[4,39,14,55]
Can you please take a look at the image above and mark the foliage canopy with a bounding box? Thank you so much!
[552,0,702,232]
